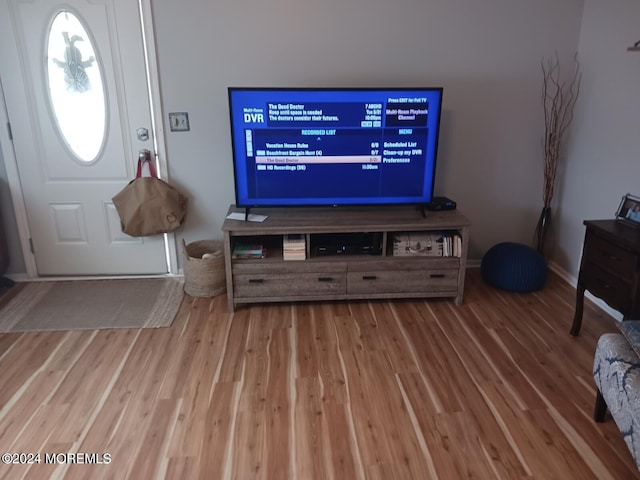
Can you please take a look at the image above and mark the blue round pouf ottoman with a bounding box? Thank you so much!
[481,242,548,292]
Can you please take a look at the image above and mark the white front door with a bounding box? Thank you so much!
[0,0,168,275]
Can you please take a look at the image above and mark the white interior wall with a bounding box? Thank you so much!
[0,0,587,273]
[151,0,584,263]
[554,0,640,276]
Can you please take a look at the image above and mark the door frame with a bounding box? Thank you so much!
[0,0,178,278]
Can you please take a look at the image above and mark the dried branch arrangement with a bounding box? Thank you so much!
[541,54,581,208]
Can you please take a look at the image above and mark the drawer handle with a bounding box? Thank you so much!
[600,249,620,262]
[362,275,377,280]
[248,278,264,284]
[318,277,334,282]
[430,273,446,278]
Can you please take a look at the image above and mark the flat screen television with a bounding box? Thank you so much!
[228,87,443,209]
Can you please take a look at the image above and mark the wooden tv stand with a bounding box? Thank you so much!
[221,205,470,312]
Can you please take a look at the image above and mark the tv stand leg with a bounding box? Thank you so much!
[245,207,251,222]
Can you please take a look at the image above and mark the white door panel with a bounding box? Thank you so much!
[0,0,167,275]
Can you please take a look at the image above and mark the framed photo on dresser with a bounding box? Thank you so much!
[616,193,640,226]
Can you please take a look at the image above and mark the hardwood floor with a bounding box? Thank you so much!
[0,268,638,479]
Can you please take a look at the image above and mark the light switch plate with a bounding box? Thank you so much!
[169,112,190,132]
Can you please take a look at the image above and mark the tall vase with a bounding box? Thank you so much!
[534,206,553,261]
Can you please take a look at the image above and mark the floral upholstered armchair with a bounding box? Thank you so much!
[593,321,640,470]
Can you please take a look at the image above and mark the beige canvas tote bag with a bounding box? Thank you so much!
[112,155,187,237]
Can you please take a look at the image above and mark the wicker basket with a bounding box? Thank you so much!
[182,239,226,297]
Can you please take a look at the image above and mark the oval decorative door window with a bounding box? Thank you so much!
[46,11,106,163]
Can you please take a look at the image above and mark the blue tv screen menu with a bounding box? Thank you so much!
[228,87,443,207]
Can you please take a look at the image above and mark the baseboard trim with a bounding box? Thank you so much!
[548,261,622,322]
[1,261,623,322]
[465,259,622,322]
[3,272,184,283]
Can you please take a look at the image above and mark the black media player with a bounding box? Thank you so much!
[312,233,382,256]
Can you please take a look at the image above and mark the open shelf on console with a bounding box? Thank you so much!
[231,235,282,260]
[388,230,463,258]
[310,232,383,258]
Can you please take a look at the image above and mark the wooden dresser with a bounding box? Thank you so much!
[571,220,640,335]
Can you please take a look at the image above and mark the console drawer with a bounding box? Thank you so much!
[584,232,636,279]
[348,256,459,272]
[233,261,346,275]
[581,262,631,313]
[347,269,458,295]
[234,272,346,298]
